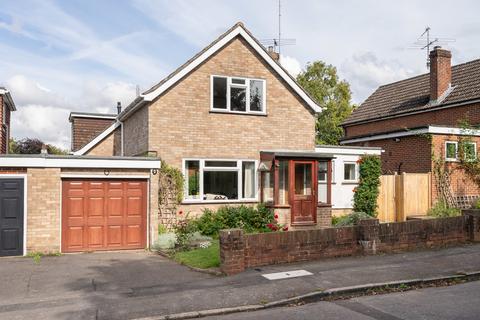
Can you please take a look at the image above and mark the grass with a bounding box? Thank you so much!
[173,240,220,269]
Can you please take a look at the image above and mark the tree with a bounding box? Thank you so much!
[297,61,354,145]
[9,138,68,155]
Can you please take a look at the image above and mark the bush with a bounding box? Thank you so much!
[353,155,382,217]
[152,233,176,250]
[428,201,461,218]
[173,217,198,250]
[193,204,274,237]
[332,212,372,227]
[471,198,480,209]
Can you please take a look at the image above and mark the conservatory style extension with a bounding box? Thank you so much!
[259,151,334,228]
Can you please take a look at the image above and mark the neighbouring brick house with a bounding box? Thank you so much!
[342,46,480,204]
[0,87,16,154]
[73,22,380,230]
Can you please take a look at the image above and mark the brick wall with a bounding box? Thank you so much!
[351,135,432,174]
[220,215,476,275]
[344,103,480,138]
[27,168,62,253]
[84,127,121,156]
[71,117,114,151]
[123,106,149,156]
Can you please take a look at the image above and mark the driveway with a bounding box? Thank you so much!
[0,251,213,320]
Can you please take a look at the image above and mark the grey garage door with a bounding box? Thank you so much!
[0,179,24,256]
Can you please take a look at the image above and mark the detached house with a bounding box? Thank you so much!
[0,87,15,154]
[342,46,480,204]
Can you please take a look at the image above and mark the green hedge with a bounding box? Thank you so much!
[353,155,382,217]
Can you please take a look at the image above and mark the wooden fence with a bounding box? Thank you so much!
[377,173,432,222]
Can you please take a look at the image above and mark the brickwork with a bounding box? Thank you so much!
[123,106,149,156]
[352,135,432,174]
[113,126,122,156]
[220,216,473,275]
[430,48,452,101]
[26,168,61,253]
[317,205,332,227]
[85,130,115,156]
[343,103,480,138]
[71,117,114,151]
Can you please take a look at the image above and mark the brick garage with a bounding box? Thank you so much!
[220,214,480,275]
[0,155,160,256]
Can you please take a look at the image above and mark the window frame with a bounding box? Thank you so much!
[318,160,335,184]
[462,141,477,162]
[343,162,358,183]
[210,75,267,115]
[445,141,459,162]
[182,158,258,203]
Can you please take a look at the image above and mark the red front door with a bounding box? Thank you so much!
[290,160,317,225]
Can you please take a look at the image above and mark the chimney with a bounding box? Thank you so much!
[429,46,452,101]
[117,101,122,114]
[267,46,280,61]
[40,144,48,154]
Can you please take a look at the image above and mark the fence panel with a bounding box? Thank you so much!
[377,173,431,222]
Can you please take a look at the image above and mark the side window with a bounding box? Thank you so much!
[343,162,357,182]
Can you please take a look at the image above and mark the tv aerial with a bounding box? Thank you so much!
[259,0,296,56]
[409,26,455,68]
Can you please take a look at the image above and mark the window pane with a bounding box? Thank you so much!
[250,80,264,112]
[279,160,289,205]
[464,143,476,161]
[205,161,237,167]
[318,161,327,182]
[262,171,273,203]
[344,163,356,181]
[204,171,238,200]
[318,183,327,203]
[186,160,200,199]
[242,161,255,199]
[232,78,245,84]
[231,87,246,111]
[446,143,457,159]
[213,77,227,109]
[295,163,312,195]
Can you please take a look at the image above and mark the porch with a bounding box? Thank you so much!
[259,151,334,229]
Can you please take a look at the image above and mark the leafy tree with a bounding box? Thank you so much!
[353,155,382,217]
[9,138,68,155]
[297,61,354,145]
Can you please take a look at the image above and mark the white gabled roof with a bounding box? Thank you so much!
[119,22,322,121]
[73,121,120,155]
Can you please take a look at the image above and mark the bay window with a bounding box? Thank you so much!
[183,159,257,202]
[211,75,266,114]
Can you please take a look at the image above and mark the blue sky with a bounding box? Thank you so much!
[1,0,479,148]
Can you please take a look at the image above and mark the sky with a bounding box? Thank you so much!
[1,0,479,149]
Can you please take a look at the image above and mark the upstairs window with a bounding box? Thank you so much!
[211,76,266,114]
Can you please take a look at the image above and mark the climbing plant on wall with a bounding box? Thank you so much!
[353,155,382,217]
[158,161,184,229]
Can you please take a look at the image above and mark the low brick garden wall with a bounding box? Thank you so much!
[220,212,480,275]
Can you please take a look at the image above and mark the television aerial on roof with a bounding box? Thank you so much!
[259,0,296,56]
[409,26,455,69]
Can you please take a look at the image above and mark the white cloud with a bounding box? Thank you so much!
[341,52,419,103]
[12,105,71,149]
[80,81,137,113]
[280,55,302,78]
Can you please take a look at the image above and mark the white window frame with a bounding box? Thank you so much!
[445,141,458,162]
[318,160,335,184]
[182,158,259,203]
[210,75,267,115]
[462,141,477,162]
[343,162,358,183]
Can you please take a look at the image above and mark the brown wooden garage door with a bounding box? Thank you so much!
[62,179,147,252]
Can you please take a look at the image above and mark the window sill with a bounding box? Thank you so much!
[209,110,267,117]
[342,181,359,185]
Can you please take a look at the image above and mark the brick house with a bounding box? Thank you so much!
[342,46,480,204]
[0,87,16,154]
[74,22,381,229]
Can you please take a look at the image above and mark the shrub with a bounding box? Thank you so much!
[152,233,177,250]
[428,200,461,218]
[173,215,198,250]
[332,212,372,227]
[193,204,275,237]
[353,155,382,217]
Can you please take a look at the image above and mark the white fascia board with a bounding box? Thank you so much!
[141,26,322,114]
[73,121,120,155]
[0,157,161,169]
[69,114,117,120]
[428,126,480,136]
[315,146,383,155]
[341,125,480,145]
[341,128,429,144]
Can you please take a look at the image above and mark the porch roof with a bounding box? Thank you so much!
[260,150,335,160]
